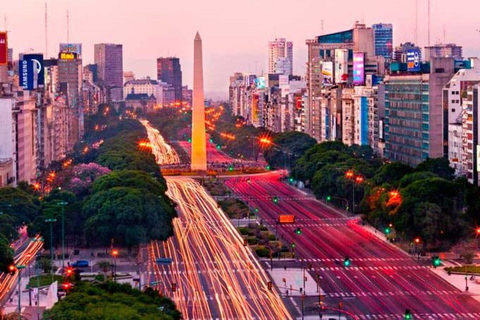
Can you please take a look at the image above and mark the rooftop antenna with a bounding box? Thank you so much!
[4,15,6,31]
[45,2,48,57]
[67,8,69,43]
[321,20,324,35]
[443,24,446,44]
[415,0,418,44]
[428,0,431,46]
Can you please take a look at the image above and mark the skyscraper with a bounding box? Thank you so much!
[157,57,182,101]
[268,38,293,75]
[94,43,123,101]
[191,32,207,171]
[372,23,393,59]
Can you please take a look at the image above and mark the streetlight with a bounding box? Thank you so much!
[112,249,119,281]
[10,264,26,320]
[57,201,68,272]
[45,218,57,281]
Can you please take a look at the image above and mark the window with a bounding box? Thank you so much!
[451,108,455,113]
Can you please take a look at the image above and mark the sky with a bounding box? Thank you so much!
[3,0,480,99]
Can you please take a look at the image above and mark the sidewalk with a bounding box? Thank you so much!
[268,266,325,297]
[431,268,480,303]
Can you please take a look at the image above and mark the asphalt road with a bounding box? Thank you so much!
[226,172,480,319]
[149,177,291,319]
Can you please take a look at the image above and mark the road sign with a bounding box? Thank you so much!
[156,258,173,265]
[278,214,295,224]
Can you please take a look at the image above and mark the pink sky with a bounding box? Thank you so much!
[4,0,480,98]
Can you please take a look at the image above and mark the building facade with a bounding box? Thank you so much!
[268,38,293,76]
[372,23,393,59]
[157,57,182,102]
[94,43,123,101]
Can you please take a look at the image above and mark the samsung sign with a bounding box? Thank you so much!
[19,59,36,90]
[23,54,44,86]
[407,49,421,72]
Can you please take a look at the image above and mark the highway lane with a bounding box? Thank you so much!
[226,173,480,319]
[0,235,44,306]
[149,177,291,319]
[140,119,181,165]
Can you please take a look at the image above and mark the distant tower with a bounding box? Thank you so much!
[191,32,207,171]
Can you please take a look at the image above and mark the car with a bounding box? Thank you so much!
[71,260,89,268]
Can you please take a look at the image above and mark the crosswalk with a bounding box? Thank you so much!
[324,289,458,298]
[317,265,430,271]
[303,257,415,263]
[358,313,480,319]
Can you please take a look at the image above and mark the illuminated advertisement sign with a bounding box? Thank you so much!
[295,96,302,111]
[322,61,333,86]
[0,32,7,65]
[334,49,348,84]
[353,52,365,85]
[59,52,77,60]
[407,49,421,72]
[254,77,266,89]
[59,43,82,55]
[19,59,37,90]
[23,54,44,86]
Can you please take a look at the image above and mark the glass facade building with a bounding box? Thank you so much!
[372,23,393,59]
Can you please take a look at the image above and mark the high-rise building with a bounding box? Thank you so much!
[94,43,123,101]
[372,23,393,59]
[393,42,422,62]
[57,48,83,150]
[157,57,182,102]
[268,38,293,76]
[462,85,480,185]
[384,58,456,166]
[425,43,463,62]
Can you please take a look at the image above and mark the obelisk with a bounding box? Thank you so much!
[191,32,207,171]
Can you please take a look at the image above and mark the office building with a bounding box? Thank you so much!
[157,57,182,101]
[124,77,163,105]
[425,43,463,62]
[384,58,456,166]
[268,38,293,75]
[372,23,393,59]
[94,43,123,101]
[393,42,422,63]
[462,85,480,185]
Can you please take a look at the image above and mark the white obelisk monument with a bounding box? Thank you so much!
[191,32,207,171]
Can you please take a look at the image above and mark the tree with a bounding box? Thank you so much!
[461,252,476,264]
[0,233,14,273]
[43,281,181,320]
[97,260,111,282]
[371,162,414,186]
[416,157,454,180]
[263,131,317,169]
[38,257,54,274]
[0,187,40,227]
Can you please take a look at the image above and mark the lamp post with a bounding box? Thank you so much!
[57,201,68,271]
[112,249,119,281]
[45,218,57,282]
[11,264,26,320]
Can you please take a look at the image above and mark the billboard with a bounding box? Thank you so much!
[59,52,77,60]
[19,59,37,90]
[322,61,333,86]
[407,49,421,72]
[353,52,365,85]
[59,43,82,56]
[23,54,44,86]
[0,32,7,65]
[254,77,266,89]
[334,49,348,84]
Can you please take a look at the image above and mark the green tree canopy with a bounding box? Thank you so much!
[263,131,317,169]
[0,233,14,273]
[43,281,180,320]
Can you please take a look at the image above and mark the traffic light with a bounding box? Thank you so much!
[267,281,273,291]
[187,138,191,143]
[291,242,296,248]
[8,265,16,275]
[172,283,177,292]
[229,166,233,172]
[65,267,74,278]
[289,177,294,183]
[295,228,302,235]
[216,144,221,150]
[254,208,259,213]
[209,138,213,143]
[432,256,441,268]
[405,309,412,320]
[273,196,278,203]
[343,257,351,267]
[385,227,391,235]
[62,282,72,291]
[266,165,271,170]
[326,196,331,202]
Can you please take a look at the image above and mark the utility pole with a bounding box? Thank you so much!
[57,201,68,271]
[45,218,57,282]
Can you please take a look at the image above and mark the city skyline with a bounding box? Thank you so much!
[3,0,480,98]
